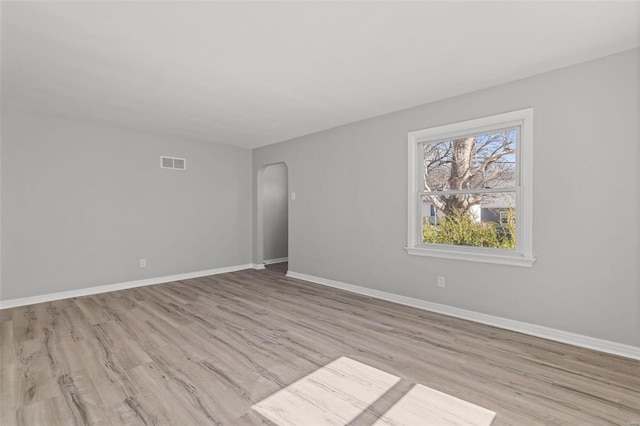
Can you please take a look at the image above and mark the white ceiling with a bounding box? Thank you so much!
[2,1,639,149]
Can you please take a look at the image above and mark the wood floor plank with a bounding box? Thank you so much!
[1,266,639,425]
[15,396,66,426]
[1,319,18,425]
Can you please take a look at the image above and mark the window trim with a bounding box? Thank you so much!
[405,108,535,267]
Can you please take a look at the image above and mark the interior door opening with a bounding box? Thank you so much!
[261,163,288,273]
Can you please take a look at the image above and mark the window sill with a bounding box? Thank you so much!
[404,246,536,267]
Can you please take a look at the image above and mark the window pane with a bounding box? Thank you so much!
[421,192,516,249]
[173,158,185,169]
[162,157,173,168]
[422,129,516,191]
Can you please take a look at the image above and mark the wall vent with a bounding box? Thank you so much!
[160,156,186,170]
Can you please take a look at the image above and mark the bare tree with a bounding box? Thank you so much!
[423,130,515,217]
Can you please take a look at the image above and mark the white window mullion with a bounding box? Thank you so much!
[419,187,517,197]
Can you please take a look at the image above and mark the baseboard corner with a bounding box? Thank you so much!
[264,257,288,265]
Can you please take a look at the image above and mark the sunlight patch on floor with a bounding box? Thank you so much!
[253,357,495,426]
[373,383,495,426]
[252,357,400,425]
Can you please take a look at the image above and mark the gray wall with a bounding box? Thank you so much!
[1,109,251,300]
[262,163,288,261]
[252,49,640,346]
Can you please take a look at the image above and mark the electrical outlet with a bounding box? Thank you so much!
[437,276,445,288]
[139,258,147,268]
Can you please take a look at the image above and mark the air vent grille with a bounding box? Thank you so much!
[160,156,186,170]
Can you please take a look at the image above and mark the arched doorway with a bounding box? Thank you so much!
[258,163,288,272]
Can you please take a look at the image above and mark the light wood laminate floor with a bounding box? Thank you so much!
[1,266,639,425]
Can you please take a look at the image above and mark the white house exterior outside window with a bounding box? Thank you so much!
[405,108,535,267]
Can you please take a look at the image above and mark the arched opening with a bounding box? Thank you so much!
[257,162,288,273]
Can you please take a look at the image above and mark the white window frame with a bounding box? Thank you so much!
[405,108,535,267]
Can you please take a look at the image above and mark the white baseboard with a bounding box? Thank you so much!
[264,257,288,265]
[286,271,640,361]
[252,263,266,270]
[0,264,254,309]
